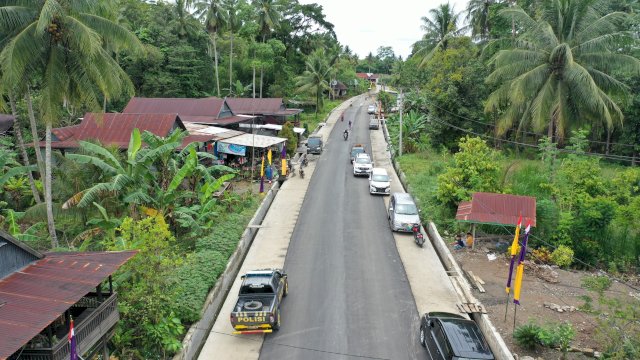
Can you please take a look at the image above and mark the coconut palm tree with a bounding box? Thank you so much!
[414,3,462,66]
[192,0,228,97]
[253,0,282,97]
[0,0,142,248]
[295,50,332,117]
[225,0,242,95]
[485,0,640,142]
[466,0,497,40]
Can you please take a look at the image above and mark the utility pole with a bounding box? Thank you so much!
[399,89,403,157]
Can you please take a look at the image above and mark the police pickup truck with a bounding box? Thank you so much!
[230,269,288,334]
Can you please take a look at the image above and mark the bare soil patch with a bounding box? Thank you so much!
[449,240,634,360]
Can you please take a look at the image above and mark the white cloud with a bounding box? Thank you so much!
[298,0,468,59]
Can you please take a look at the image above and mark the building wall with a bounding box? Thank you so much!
[0,236,38,279]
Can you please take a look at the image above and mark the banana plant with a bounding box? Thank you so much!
[63,129,156,210]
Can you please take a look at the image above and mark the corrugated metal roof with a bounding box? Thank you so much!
[225,98,283,114]
[219,133,286,148]
[455,192,536,227]
[225,98,302,117]
[181,114,253,125]
[45,113,184,149]
[0,251,136,359]
[123,97,225,118]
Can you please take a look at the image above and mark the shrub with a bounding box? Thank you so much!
[551,245,574,268]
[532,247,552,264]
[513,322,543,350]
[540,322,575,357]
[581,275,612,293]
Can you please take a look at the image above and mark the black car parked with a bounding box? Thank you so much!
[419,312,495,360]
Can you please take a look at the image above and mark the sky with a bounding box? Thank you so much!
[298,0,468,60]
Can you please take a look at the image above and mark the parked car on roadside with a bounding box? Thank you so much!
[353,153,373,176]
[230,269,288,334]
[306,135,323,154]
[369,168,391,195]
[419,312,495,360]
[369,118,379,130]
[388,192,420,232]
[350,144,366,163]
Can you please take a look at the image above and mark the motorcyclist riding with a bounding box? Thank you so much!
[343,129,349,140]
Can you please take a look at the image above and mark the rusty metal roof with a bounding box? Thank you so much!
[225,98,302,117]
[45,113,184,149]
[0,251,136,359]
[123,97,225,121]
[455,192,536,227]
[226,98,283,114]
[181,114,254,126]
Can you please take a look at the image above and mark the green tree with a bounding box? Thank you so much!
[278,121,298,155]
[192,0,228,97]
[0,0,142,248]
[253,0,281,97]
[485,0,640,142]
[413,3,462,66]
[437,136,502,208]
[295,49,331,117]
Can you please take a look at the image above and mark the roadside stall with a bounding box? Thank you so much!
[215,133,287,180]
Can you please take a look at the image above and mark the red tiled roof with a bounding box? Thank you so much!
[123,97,225,118]
[44,113,184,149]
[0,251,136,359]
[455,192,536,227]
[356,73,369,79]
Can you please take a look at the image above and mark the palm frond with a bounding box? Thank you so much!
[35,0,62,34]
[66,153,119,174]
[77,13,143,53]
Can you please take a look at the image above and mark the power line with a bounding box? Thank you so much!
[424,115,637,163]
[208,330,392,360]
[423,100,638,149]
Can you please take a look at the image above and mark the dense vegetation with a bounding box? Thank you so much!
[1,0,639,358]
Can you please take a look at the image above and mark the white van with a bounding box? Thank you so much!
[369,168,391,195]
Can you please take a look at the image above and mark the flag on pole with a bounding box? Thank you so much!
[267,149,272,165]
[281,145,287,176]
[513,221,532,305]
[259,176,264,193]
[505,215,523,294]
[260,155,265,177]
[68,318,78,360]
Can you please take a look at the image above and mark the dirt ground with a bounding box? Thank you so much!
[449,239,636,360]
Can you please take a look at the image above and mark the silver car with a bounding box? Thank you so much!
[388,192,420,232]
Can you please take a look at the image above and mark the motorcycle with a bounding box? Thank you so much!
[299,167,305,179]
[412,224,425,247]
[343,130,349,141]
[301,155,308,167]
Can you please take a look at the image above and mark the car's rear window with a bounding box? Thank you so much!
[396,203,418,215]
[308,138,321,146]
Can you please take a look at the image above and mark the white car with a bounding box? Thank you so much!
[369,168,391,195]
[353,153,373,176]
[367,104,376,114]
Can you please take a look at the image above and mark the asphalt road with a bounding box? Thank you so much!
[260,103,427,360]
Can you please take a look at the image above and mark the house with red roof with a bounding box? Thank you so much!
[225,98,302,125]
[356,73,380,86]
[0,230,136,360]
[42,113,216,151]
[121,97,257,128]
